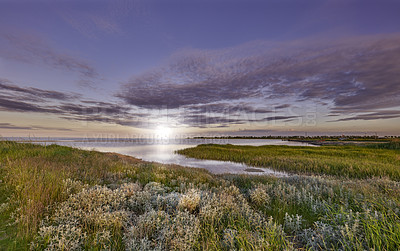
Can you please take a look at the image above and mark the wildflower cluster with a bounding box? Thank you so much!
[27,173,400,250]
[31,180,291,250]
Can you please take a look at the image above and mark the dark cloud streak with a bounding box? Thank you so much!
[0,79,78,101]
[0,123,73,131]
[331,110,400,122]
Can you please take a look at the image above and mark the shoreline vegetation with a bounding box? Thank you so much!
[192,136,399,146]
[1,141,400,250]
[192,135,398,140]
[177,141,400,180]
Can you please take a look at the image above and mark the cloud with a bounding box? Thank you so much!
[0,79,154,128]
[0,97,56,113]
[0,79,79,101]
[257,116,300,122]
[117,47,263,108]
[177,113,299,128]
[0,32,99,82]
[184,103,273,115]
[0,123,73,131]
[58,103,130,116]
[118,34,400,124]
[275,104,291,109]
[0,123,33,130]
[330,110,400,122]
[182,114,245,128]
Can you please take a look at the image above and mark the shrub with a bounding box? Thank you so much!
[178,189,201,213]
[250,184,270,207]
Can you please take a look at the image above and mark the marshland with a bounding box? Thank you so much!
[1,140,399,250]
[3,0,400,250]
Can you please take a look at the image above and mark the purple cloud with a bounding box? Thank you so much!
[118,34,400,123]
[0,122,73,131]
[0,32,99,83]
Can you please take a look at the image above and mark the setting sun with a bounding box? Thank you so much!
[155,125,173,138]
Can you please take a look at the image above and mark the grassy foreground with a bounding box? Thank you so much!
[0,141,400,250]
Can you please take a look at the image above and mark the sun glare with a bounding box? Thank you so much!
[155,125,173,138]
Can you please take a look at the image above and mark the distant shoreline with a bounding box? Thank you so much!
[288,139,386,146]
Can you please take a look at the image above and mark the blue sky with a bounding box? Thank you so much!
[1,0,400,137]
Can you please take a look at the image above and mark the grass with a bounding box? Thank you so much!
[0,169,29,250]
[177,143,400,180]
[366,141,400,150]
[0,140,399,250]
[0,141,222,249]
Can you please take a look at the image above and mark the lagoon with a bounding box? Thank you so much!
[10,137,314,176]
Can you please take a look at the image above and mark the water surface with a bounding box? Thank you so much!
[12,138,314,176]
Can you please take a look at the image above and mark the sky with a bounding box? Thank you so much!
[1,0,400,138]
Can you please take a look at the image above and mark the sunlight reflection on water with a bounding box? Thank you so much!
[30,138,315,176]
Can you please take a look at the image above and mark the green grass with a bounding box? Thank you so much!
[0,170,29,250]
[1,140,400,250]
[177,143,400,180]
[366,141,400,150]
[0,141,221,249]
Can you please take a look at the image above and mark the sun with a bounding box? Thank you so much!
[155,125,173,138]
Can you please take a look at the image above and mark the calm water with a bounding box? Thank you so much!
[14,138,315,176]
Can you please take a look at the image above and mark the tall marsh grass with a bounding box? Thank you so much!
[177,143,400,180]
